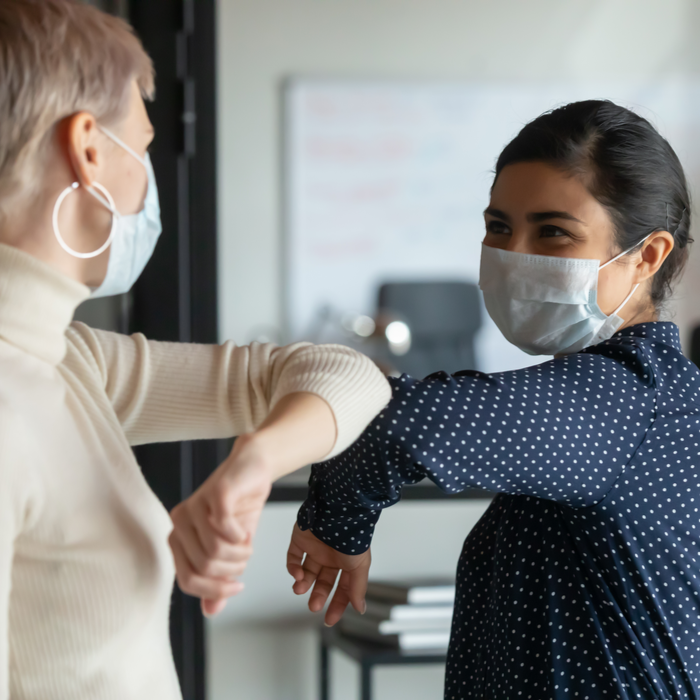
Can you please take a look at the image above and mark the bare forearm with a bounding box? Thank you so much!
[245,392,337,481]
[169,391,338,615]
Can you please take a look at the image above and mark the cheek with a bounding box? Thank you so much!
[101,159,148,216]
[596,265,636,316]
[121,162,148,215]
[482,232,508,249]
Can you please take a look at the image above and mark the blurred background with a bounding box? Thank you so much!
[83,1,700,699]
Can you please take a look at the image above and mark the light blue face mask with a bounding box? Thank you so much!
[478,237,651,356]
[52,126,162,298]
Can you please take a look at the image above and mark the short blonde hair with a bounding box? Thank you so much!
[0,0,154,209]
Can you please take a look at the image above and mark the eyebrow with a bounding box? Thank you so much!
[483,207,511,222]
[528,210,584,224]
[483,207,584,225]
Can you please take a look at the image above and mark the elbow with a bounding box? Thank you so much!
[315,348,391,459]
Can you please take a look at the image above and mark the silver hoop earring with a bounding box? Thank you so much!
[52,181,117,259]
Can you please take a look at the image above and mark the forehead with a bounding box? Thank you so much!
[490,162,602,219]
[123,80,152,129]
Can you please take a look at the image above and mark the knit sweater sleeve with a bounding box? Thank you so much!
[0,411,36,699]
[0,419,14,699]
[65,323,391,455]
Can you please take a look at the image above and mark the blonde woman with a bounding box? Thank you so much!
[0,1,389,698]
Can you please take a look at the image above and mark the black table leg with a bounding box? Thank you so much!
[360,660,372,700]
[320,635,330,700]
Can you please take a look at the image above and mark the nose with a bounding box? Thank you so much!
[504,230,530,254]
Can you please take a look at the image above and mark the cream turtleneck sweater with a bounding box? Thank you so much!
[0,244,390,700]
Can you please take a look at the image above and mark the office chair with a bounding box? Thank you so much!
[377,281,482,379]
[690,325,700,369]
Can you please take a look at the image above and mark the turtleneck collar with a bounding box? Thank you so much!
[0,243,90,366]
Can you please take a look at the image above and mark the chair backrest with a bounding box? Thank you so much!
[691,325,700,369]
[377,281,482,378]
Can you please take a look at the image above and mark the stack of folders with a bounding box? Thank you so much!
[339,579,455,651]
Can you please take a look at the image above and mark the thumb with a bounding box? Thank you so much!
[348,565,370,615]
[201,598,228,618]
[208,490,249,544]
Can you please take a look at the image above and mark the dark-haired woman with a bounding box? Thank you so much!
[285,100,699,699]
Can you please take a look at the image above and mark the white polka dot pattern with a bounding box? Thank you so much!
[298,322,700,699]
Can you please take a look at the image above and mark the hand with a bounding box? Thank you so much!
[169,434,273,617]
[287,524,371,626]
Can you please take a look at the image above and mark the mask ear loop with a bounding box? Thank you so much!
[610,283,640,317]
[99,126,148,168]
[598,232,654,316]
[52,181,118,259]
[598,232,654,271]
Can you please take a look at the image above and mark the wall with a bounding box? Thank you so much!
[217,0,700,350]
[214,2,700,699]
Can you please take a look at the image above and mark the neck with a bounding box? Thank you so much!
[619,299,657,330]
[0,182,110,287]
[0,244,90,365]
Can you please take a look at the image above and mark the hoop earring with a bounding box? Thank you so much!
[52,181,117,259]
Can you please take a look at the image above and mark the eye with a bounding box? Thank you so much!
[540,225,569,239]
[486,219,510,235]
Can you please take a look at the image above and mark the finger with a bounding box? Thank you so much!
[236,509,263,544]
[201,560,249,581]
[202,598,229,618]
[346,560,370,615]
[170,536,245,600]
[171,521,207,573]
[193,509,254,562]
[286,537,306,583]
[292,555,322,596]
[208,502,249,545]
[325,569,357,626]
[309,566,340,613]
[171,522,210,576]
[172,522,249,580]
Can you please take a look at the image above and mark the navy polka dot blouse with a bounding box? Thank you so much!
[298,322,700,699]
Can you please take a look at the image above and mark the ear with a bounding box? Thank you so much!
[63,112,102,189]
[635,231,675,283]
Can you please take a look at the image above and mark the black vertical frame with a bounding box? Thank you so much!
[128,2,219,699]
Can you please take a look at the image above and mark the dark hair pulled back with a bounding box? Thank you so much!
[494,100,692,309]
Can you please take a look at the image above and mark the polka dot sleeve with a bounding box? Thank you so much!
[300,323,700,698]
[298,334,656,555]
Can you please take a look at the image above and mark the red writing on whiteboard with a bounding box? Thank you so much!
[306,137,411,163]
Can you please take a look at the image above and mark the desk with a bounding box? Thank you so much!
[320,624,447,700]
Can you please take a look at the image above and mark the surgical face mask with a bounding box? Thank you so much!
[478,238,650,356]
[52,126,162,298]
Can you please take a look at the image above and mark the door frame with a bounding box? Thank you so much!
[128,2,219,698]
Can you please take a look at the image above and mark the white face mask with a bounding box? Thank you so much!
[478,238,649,356]
[52,126,162,298]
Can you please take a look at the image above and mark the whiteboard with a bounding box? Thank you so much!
[284,79,700,373]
